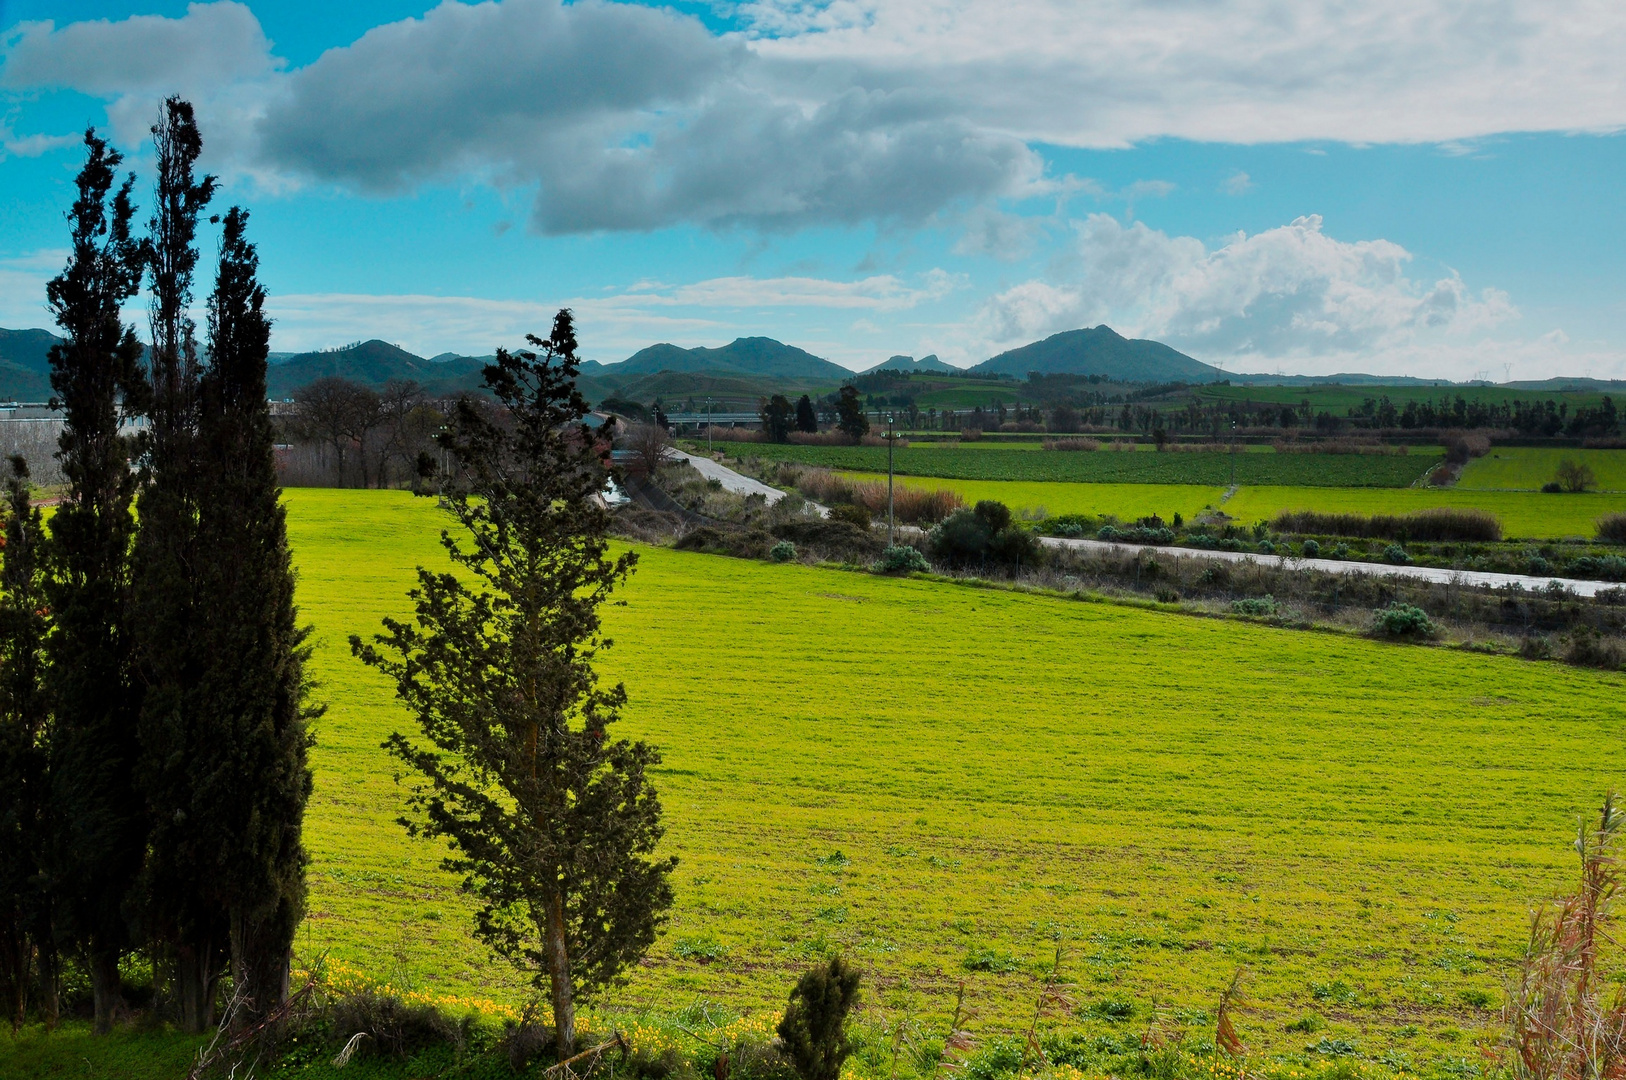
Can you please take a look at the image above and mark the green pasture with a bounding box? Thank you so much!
[279,488,1625,1065]
[1195,383,1617,410]
[1457,448,1626,491]
[1221,485,1626,539]
[836,472,1223,522]
[732,443,1436,486]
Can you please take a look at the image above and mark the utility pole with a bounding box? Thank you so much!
[706,396,713,455]
[1229,419,1238,488]
[886,412,896,546]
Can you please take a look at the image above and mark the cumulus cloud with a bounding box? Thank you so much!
[977,214,1517,366]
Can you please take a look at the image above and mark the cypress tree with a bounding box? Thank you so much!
[0,457,52,1031]
[353,311,676,1059]
[42,129,148,1035]
[129,96,222,1033]
[194,206,316,1021]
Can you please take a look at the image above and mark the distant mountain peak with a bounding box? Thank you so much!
[861,353,958,375]
[974,326,1219,382]
[612,337,849,381]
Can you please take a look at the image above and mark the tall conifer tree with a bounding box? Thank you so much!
[43,129,148,1035]
[0,458,52,1031]
[129,97,222,1032]
[194,206,316,1020]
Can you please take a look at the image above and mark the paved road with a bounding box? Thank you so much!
[667,449,829,516]
[1041,535,1619,597]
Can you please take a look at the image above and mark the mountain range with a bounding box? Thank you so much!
[861,354,958,375]
[971,326,1220,381]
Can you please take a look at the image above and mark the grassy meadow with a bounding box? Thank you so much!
[282,488,1626,1067]
[1457,448,1626,491]
[834,473,1225,522]
[726,443,1436,487]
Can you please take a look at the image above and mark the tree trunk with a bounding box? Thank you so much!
[229,904,291,1026]
[176,937,217,1034]
[0,918,26,1032]
[38,942,58,1030]
[89,947,122,1035]
[545,893,575,1060]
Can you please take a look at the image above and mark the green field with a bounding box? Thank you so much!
[1221,485,1626,539]
[729,443,1436,487]
[837,473,1224,521]
[1195,383,1619,410]
[279,488,1626,1065]
[1458,448,1626,491]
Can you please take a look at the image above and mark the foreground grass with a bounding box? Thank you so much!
[276,488,1626,1069]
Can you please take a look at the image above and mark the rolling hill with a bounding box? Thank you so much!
[0,328,61,401]
[974,325,1221,382]
[860,353,958,375]
[264,340,497,398]
[613,337,849,380]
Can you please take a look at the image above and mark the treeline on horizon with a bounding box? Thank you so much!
[0,100,313,1035]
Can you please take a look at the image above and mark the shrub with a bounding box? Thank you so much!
[1566,627,1623,670]
[1528,554,1554,576]
[1042,438,1100,451]
[1373,603,1435,639]
[1231,596,1278,616]
[1556,458,1597,493]
[875,545,929,574]
[1571,555,1626,582]
[1332,543,1350,559]
[929,502,1041,568]
[330,991,468,1060]
[675,526,774,559]
[1597,514,1626,543]
[1271,508,1501,543]
[1098,524,1174,545]
[1257,539,1275,555]
[770,520,884,562]
[828,503,871,528]
[1048,515,1091,538]
[777,957,862,1080]
[792,469,962,525]
[769,541,797,563]
[1301,539,1321,558]
[1154,586,1180,603]
[1383,543,1411,565]
[1543,482,1564,493]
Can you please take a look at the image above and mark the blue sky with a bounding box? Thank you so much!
[2,0,1625,378]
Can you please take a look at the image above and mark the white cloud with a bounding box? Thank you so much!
[0,250,64,329]
[975,214,1522,374]
[1222,172,1253,195]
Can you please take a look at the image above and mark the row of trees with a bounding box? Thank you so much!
[287,376,446,487]
[0,103,313,1034]
[758,386,870,443]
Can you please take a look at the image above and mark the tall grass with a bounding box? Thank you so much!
[787,466,962,523]
[1273,439,1409,456]
[1598,513,1626,544]
[1041,438,1100,452]
[1272,506,1503,542]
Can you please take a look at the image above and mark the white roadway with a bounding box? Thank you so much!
[666,450,1618,596]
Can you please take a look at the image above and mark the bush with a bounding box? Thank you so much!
[929,501,1042,568]
[1257,539,1275,555]
[1598,514,1626,543]
[674,526,774,559]
[777,957,862,1080]
[769,541,797,563]
[828,503,871,528]
[1556,458,1597,493]
[875,545,929,574]
[792,468,962,524]
[1543,482,1564,493]
[1301,539,1321,558]
[1566,626,1623,669]
[1098,524,1174,545]
[770,520,884,562]
[1383,543,1411,565]
[330,991,468,1060]
[1571,555,1626,582]
[1231,596,1278,616]
[1042,437,1099,451]
[1271,508,1501,543]
[1373,603,1435,639]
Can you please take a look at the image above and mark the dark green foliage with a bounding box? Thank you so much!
[777,957,861,1080]
[1301,539,1321,557]
[769,540,797,563]
[761,395,793,443]
[795,395,817,434]
[828,503,872,529]
[0,457,51,1031]
[193,207,316,1022]
[874,545,929,574]
[836,386,868,443]
[1383,543,1411,565]
[929,501,1042,568]
[354,310,676,1059]
[1272,508,1501,543]
[129,96,225,1033]
[1373,604,1435,639]
[674,526,774,559]
[1097,524,1174,545]
[42,129,149,1034]
[768,520,883,562]
[1565,626,1623,669]
[1230,596,1278,617]
[1597,514,1626,544]
[330,991,470,1060]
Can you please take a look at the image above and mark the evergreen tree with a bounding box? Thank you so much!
[0,458,52,1031]
[129,95,223,1034]
[42,129,148,1035]
[836,386,869,443]
[191,207,316,1022]
[777,957,862,1080]
[353,311,676,1059]
[795,394,817,434]
[761,394,794,443]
